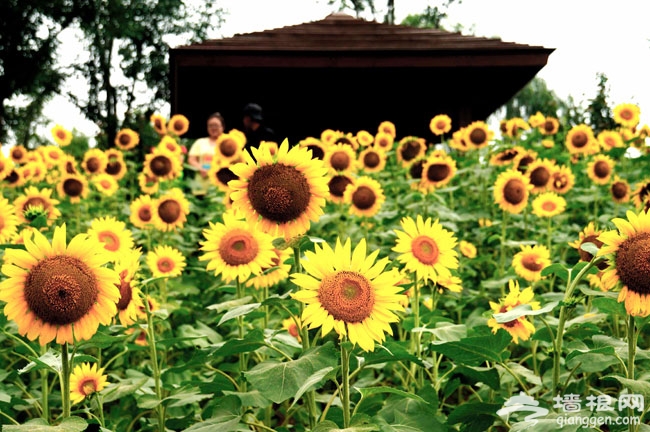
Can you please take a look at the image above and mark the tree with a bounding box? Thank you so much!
[500,77,567,120]
[400,2,460,30]
[585,72,616,134]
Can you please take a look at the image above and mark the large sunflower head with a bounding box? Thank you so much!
[150,113,167,135]
[569,222,607,270]
[14,186,61,226]
[114,128,140,151]
[587,154,615,185]
[51,125,73,147]
[114,247,144,326]
[549,165,575,195]
[168,114,190,136]
[0,198,19,243]
[199,210,276,283]
[246,247,292,289]
[531,191,566,218]
[493,169,532,214]
[464,121,493,149]
[324,143,357,174]
[598,130,625,151]
[129,194,155,229]
[565,124,598,155]
[374,131,394,152]
[87,216,134,262]
[70,363,108,404]
[0,224,120,345]
[429,114,452,136]
[57,174,89,204]
[392,215,459,283]
[539,116,560,136]
[143,147,182,181]
[487,280,539,343]
[525,158,556,193]
[419,154,456,192]
[151,188,190,232]
[291,237,406,352]
[82,149,108,176]
[343,175,385,218]
[396,136,426,167]
[610,176,631,204]
[512,245,551,282]
[613,103,641,129]
[598,210,650,316]
[357,147,387,173]
[229,139,329,239]
[146,245,186,279]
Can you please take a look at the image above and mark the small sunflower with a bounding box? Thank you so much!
[324,143,357,174]
[114,129,140,151]
[396,136,426,167]
[138,172,159,195]
[246,248,292,289]
[343,175,385,218]
[464,121,493,149]
[539,116,560,136]
[598,210,650,315]
[356,130,375,147]
[129,195,155,229]
[168,114,190,136]
[487,280,539,343]
[569,222,607,269]
[493,169,532,214]
[586,154,615,185]
[0,154,14,181]
[512,245,551,282]
[449,129,470,152]
[51,125,73,147]
[374,132,394,152]
[320,129,339,145]
[429,114,452,136]
[114,247,144,326]
[146,245,186,278]
[229,139,329,239]
[82,149,108,176]
[436,274,463,293]
[151,188,190,232]
[4,168,25,188]
[91,173,119,196]
[14,186,61,226]
[61,155,79,175]
[489,146,525,167]
[541,139,555,149]
[208,160,239,193]
[150,113,167,135]
[419,154,456,192]
[199,211,276,283]
[610,176,631,204]
[41,145,66,168]
[565,124,598,155]
[531,191,566,218]
[459,240,477,259]
[525,158,556,193]
[87,216,135,262]
[598,130,625,151]
[70,363,108,404]
[298,137,328,160]
[104,149,127,180]
[528,112,545,128]
[157,135,183,155]
[9,145,29,165]
[392,215,459,283]
[0,198,19,243]
[549,165,575,195]
[357,147,387,173]
[513,149,537,174]
[291,237,406,352]
[632,179,650,209]
[503,118,530,139]
[328,174,355,204]
[57,174,89,204]
[613,103,641,129]
[0,224,120,345]
[215,133,244,164]
[143,147,182,181]
[282,316,302,342]
[332,133,358,150]
[378,120,396,138]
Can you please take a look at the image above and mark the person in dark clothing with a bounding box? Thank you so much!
[242,103,277,153]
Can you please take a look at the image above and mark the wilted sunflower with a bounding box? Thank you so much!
[392,215,458,283]
[229,139,329,239]
[464,121,493,149]
[0,198,18,243]
[531,191,566,218]
[215,133,244,164]
[0,224,120,345]
[356,130,375,147]
[114,128,140,151]
[14,186,61,226]
[91,173,119,196]
[378,120,396,138]
[208,160,239,193]
[298,137,328,160]
[512,244,551,282]
[70,363,108,404]
[114,247,144,326]
[610,176,631,204]
[324,143,357,174]
[632,179,650,209]
[328,174,355,204]
[51,125,73,147]
[598,130,625,151]
[487,280,539,343]
[374,131,394,152]
[493,169,532,214]
[568,222,607,269]
[419,154,456,192]
[613,103,641,129]
[525,158,556,193]
[246,247,292,289]
[539,116,560,136]
[146,245,186,278]
[343,175,385,218]
[143,147,181,181]
[459,240,477,259]
[587,154,615,185]
[150,113,167,135]
[151,188,190,232]
[57,174,89,204]
[168,114,190,136]
[82,149,108,176]
[565,124,598,155]
[549,165,575,195]
[429,114,452,136]
[357,147,386,173]
[87,216,134,262]
[489,146,525,167]
[598,210,650,315]
[138,172,159,195]
[9,145,28,165]
[291,237,406,352]
[129,195,155,229]
[396,136,426,167]
[199,211,275,283]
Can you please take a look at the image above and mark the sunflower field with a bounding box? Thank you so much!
[1,103,650,432]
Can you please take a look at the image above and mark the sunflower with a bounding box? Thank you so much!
[539,116,560,135]
[525,158,556,193]
[229,139,329,239]
[587,154,615,185]
[138,172,159,195]
[569,222,607,269]
[597,210,650,315]
[565,124,598,155]
[246,247,292,289]
[87,216,134,262]
[449,130,470,152]
[610,176,631,204]
[114,128,140,151]
[70,363,108,404]
[3,167,24,188]
[0,224,120,345]
[531,191,566,218]
[392,215,459,283]
[82,149,107,175]
[528,111,545,128]
[168,114,190,136]
[104,149,127,180]
[503,117,530,139]
[143,147,181,181]
[91,173,119,196]
[208,160,239,192]
[10,145,28,165]
[136,294,160,321]
[464,121,493,149]
[493,169,532,214]
[356,130,375,147]
[298,137,328,160]
[541,139,555,149]
[598,130,625,151]
[436,274,463,293]
[324,143,357,174]
[459,240,477,259]
[332,133,358,150]
[291,237,406,352]
[51,125,73,147]
[150,113,167,135]
[0,198,19,243]
[513,149,537,174]
[343,175,385,218]
[146,245,186,278]
[419,154,456,192]
[328,174,355,204]
[356,147,386,173]
[199,210,276,283]
[40,145,65,169]
[320,129,339,145]
[378,120,396,138]
[512,245,551,282]
[129,195,155,229]
[151,188,190,232]
[374,131,394,152]
[157,135,182,156]
[61,155,79,175]
[489,146,525,167]
[215,133,244,164]
[396,136,426,167]
[408,158,426,183]
[429,114,452,136]
[549,165,575,195]
[613,103,641,129]
[259,141,279,156]
[632,179,650,209]
[114,248,144,326]
[57,174,89,204]
[14,186,61,226]
[487,280,539,343]
[0,154,14,181]
[282,316,302,342]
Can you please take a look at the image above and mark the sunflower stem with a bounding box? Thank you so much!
[410,275,423,390]
[546,216,553,256]
[144,290,165,431]
[499,210,509,280]
[60,343,71,419]
[627,314,637,432]
[340,341,351,429]
[40,344,50,423]
[236,277,247,392]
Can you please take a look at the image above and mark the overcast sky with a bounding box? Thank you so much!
[40,0,650,141]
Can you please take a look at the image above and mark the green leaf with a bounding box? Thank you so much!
[206,295,254,313]
[357,387,427,404]
[591,297,626,315]
[422,322,467,343]
[376,397,443,431]
[101,378,149,403]
[3,416,88,431]
[566,347,619,373]
[244,341,338,404]
[312,420,380,432]
[601,375,650,399]
[289,366,336,409]
[164,391,213,408]
[18,349,61,374]
[217,302,261,326]
[493,301,559,323]
[362,341,425,367]
[222,390,271,408]
[211,328,265,357]
[541,263,568,281]
[579,241,599,256]
[429,329,511,366]
[452,365,501,390]
[447,402,501,424]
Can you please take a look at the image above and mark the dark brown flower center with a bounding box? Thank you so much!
[157,257,175,273]
[529,166,550,187]
[150,155,172,177]
[351,186,376,210]
[435,120,447,131]
[248,164,310,223]
[218,229,259,266]
[65,161,77,174]
[307,145,325,160]
[571,131,588,148]
[578,234,608,269]
[63,178,84,197]
[469,128,487,145]
[116,269,132,310]
[138,206,152,222]
[620,109,633,120]
[426,163,451,182]
[363,151,380,168]
[86,157,101,173]
[611,181,628,199]
[158,199,181,224]
[220,138,238,157]
[329,175,353,198]
[11,149,24,160]
[521,254,544,272]
[118,134,131,146]
[411,235,439,264]
[498,149,519,163]
[334,136,353,146]
[216,167,238,186]
[23,197,48,212]
[330,151,351,171]
[409,160,425,179]
[616,232,650,295]
[6,170,19,185]
[105,161,122,175]
[594,161,610,178]
[503,179,526,205]
[173,120,185,132]
[318,271,375,323]
[400,141,421,162]
[25,255,99,325]
[516,155,534,172]
[544,120,556,133]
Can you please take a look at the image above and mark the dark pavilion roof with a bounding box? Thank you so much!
[170,13,554,142]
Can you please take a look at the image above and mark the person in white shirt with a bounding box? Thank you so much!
[188,112,225,196]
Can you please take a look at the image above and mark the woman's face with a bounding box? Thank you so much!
[207,117,223,139]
